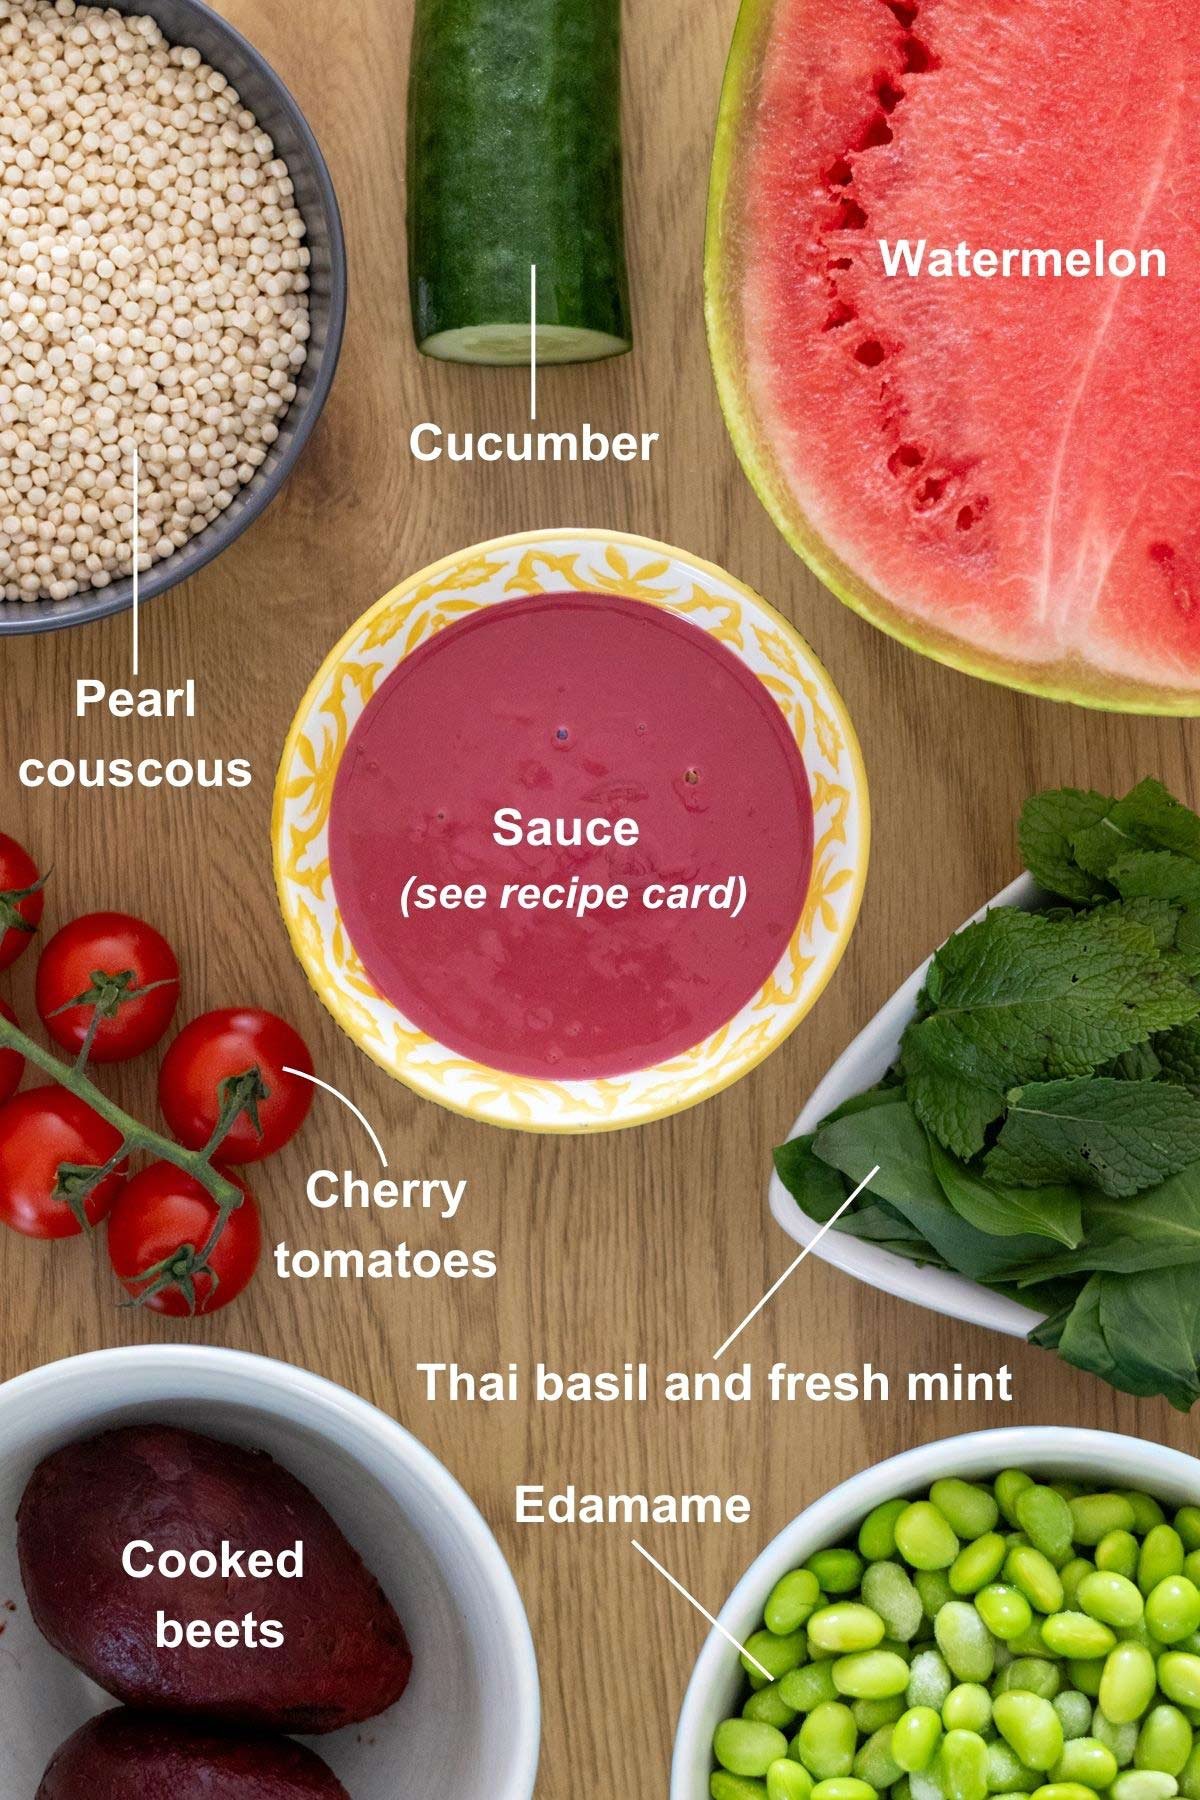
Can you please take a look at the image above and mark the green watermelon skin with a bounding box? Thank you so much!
[708,0,1200,713]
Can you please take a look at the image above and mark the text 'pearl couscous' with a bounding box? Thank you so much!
[0,0,311,601]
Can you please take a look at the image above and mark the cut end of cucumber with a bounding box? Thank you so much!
[419,323,632,367]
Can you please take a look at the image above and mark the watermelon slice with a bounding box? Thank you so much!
[708,0,1200,712]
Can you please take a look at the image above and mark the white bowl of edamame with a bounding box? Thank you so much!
[671,1426,1200,1800]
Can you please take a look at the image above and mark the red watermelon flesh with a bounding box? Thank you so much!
[710,0,1200,710]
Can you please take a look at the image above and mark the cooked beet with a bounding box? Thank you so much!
[18,1425,412,1733]
[37,1708,350,1797]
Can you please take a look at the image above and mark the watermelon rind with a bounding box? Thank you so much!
[705,0,1200,717]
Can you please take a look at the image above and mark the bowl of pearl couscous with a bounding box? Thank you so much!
[0,0,346,633]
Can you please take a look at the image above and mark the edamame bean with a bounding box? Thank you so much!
[996,1660,1063,1702]
[936,1602,996,1683]
[834,1653,912,1701]
[1052,1738,1119,1789]
[916,1571,955,1620]
[1041,1614,1118,1660]
[768,1763,815,1800]
[1069,1662,1104,1699]
[994,1692,1066,1772]
[897,1504,961,1572]
[979,1584,1036,1642]
[1135,1706,1194,1777]
[810,1550,869,1596]
[893,1708,943,1774]
[1100,1644,1159,1724]
[1097,1533,1142,1580]
[854,1698,907,1735]
[713,1776,769,1800]
[769,1572,824,1637]
[952,1535,1009,1596]
[1175,1513,1200,1555]
[1018,1489,1076,1569]
[855,1727,904,1790]
[1141,1531,1187,1597]
[1007,1546,1066,1616]
[783,1664,843,1713]
[746,1631,810,1683]
[860,1502,911,1563]
[932,1482,1001,1541]
[1179,1743,1200,1800]
[1077,1572,1145,1630]
[811,1780,878,1800]
[1160,1658,1200,1711]
[1029,1784,1101,1800]
[1054,1693,1096,1741]
[811,1607,889,1655]
[1062,1562,1095,1609]
[1123,1495,1168,1537]
[1110,1774,1181,1800]
[908,1650,954,1712]
[797,1704,859,1780]
[997,1473,1037,1528]
[939,1729,991,1800]
[747,1685,802,1730]
[864,1563,924,1643]
[1070,1496,1138,1548]
[944,1685,993,1734]
[988,1741,1040,1794]
[717,1721,793,1777]
[1147,1581,1200,1646]
[1093,1710,1140,1768]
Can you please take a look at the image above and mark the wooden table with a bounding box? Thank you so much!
[2,1,1197,1793]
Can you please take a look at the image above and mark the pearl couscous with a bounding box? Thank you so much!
[0,0,310,601]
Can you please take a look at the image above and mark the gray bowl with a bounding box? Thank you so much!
[0,0,347,636]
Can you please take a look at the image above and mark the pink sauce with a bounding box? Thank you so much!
[328,592,814,1081]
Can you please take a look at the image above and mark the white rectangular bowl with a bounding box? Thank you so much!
[768,873,1042,1339]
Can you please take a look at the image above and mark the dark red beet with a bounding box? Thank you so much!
[37,1709,350,1798]
[18,1426,412,1733]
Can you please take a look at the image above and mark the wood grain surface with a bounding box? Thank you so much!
[2,1,1199,1794]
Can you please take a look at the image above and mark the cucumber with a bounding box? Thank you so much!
[407,0,633,366]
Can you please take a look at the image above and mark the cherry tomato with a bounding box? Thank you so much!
[107,1162,261,1316]
[0,832,44,971]
[158,1008,314,1163]
[0,999,24,1106]
[36,911,179,1064]
[0,1087,127,1238]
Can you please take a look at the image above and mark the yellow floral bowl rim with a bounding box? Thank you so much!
[272,529,871,1133]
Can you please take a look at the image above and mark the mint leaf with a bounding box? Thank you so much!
[986,1078,1200,1197]
[1156,1024,1200,1096]
[1108,850,1200,908]
[929,1138,1083,1246]
[902,910,1200,1158]
[1088,896,1182,954]
[1019,787,1114,901]
[1097,1268,1200,1412]
[1109,779,1200,860]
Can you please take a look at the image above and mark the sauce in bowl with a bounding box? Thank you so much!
[328,592,814,1081]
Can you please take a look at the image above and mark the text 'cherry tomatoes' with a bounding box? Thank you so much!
[0,999,24,1106]
[0,832,44,971]
[107,1162,261,1316]
[0,1087,126,1239]
[36,911,179,1064]
[158,1007,314,1163]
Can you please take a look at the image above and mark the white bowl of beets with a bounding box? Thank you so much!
[672,1426,1200,1800]
[0,1346,541,1798]
[770,780,1200,1411]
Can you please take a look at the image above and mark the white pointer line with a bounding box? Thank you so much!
[632,1539,774,1682]
[282,1067,389,1169]
[131,439,140,677]
[712,1166,882,1362]
[530,263,538,422]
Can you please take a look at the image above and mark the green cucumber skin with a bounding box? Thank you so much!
[407,0,632,357]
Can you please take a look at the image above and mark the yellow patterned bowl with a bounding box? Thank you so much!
[273,530,870,1132]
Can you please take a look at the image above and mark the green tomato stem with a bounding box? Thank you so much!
[0,1010,242,1251]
